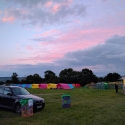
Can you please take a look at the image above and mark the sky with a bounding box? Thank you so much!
[0,0,125,77]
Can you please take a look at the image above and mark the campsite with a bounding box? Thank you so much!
[1,86,125,125]
[1,0,125,124]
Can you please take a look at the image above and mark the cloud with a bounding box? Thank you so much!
[0,16,15,23]
[2,0,85,26]
[31,26,125,57]
[54,35,125,75]
[0,35,125,77]
[6,0,73,8]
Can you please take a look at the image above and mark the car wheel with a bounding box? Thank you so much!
[15,104,21,115]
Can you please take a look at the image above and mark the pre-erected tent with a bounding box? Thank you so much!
[72,83,81,88]
[75,83,81,87]
[39,83,47,89]
[21,84,27,88]
[21,84,32,88]
[57,83,71,89]
[47,83,57,89]
[32,84,39,88]
[25,84,32,88]
[68,84,74,89]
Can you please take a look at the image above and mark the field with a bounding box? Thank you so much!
[0,88,125,125]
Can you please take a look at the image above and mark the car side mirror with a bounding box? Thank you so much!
[7,93,12,96]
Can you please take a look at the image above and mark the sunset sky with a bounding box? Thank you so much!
[0,0,125,77]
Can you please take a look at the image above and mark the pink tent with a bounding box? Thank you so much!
[39,84,47,89]
[57,83,71,89]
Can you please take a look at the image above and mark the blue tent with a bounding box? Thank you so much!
[68,84,74,89]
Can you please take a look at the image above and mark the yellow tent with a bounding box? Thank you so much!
[47,83,57,89]
[32,84,39,88]
[123,79,125,89]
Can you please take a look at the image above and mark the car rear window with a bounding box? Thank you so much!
[0,86,4,94]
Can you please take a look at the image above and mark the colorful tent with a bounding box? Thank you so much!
[72,84,76,87]
[68,84,74,89]
[74,83,81,87]
[57,83,71,89]
[47,83,57,89]
[25,84,32,88]
[32,84,39,88]
[21,84,27,88]
[39,84,47,89]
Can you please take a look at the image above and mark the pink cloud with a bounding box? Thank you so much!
[51,3,61,14]
[41,29,60,37]
[15,24,125,64]
[49,0,72,14]
[33,29,61,38]
[38,26,125,57]
[16,53,63,64]
[44,1,61,14]
[1,16,15,23]
[44,1,53,8]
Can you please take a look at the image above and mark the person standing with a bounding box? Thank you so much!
[115,83,118,93]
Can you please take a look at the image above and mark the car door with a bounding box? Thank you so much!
[2,87,15,109]
[0,86,4,106]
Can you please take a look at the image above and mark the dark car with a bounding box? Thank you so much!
[0,85,45,114]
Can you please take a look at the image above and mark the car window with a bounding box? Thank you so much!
[11,87,30,95]
[3,87,11,95]
[0,86,4,94]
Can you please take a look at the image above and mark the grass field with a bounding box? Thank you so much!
[0,88,125,125]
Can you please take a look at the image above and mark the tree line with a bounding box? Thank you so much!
[1,68,122,86]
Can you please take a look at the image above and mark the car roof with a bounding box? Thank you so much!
[0,85,22,88]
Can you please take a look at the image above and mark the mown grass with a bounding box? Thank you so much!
[0,88,125,125]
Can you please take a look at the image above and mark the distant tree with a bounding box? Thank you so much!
[70,71,81,83]
[11,72,19,83]
[22,74,43,83]
[0,81,6,85]
[59,68,98,85]
[59,68,74,83]
[26,75,34,83]
[78,68,98,86]
[44,70,58,83]
[32,74,43,83]
[6,80,12,84]
[104,72,121,82]
[20,79,28,83]
[98,77,104,82]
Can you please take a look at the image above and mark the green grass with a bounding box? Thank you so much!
[0,88,125,125]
